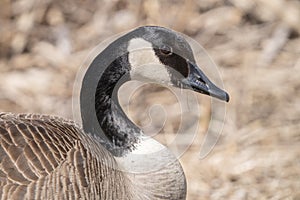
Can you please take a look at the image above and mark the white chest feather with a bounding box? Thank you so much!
[115,135,174,173]
[127,38,171,84]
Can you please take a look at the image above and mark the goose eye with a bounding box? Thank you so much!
[159,46,172,56]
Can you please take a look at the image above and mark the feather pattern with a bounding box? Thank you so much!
[0,113,132,200]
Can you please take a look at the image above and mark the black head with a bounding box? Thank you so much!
[126,26,229,102]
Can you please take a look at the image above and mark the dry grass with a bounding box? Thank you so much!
[1,0,300,199]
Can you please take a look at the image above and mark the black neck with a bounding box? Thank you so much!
[80,34,143,156]
[79,27,168,156]
[95,54,142,156]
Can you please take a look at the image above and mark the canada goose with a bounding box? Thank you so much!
[0,26,229,200]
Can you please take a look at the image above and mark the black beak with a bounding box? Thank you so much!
[182,61,229,102]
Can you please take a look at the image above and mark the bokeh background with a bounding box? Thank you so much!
[1,0,300,199]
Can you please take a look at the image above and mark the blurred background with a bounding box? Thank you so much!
[0,0,300,199]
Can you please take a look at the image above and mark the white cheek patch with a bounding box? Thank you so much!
[127,38,171,84]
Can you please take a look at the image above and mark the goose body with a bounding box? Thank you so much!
[0,26,229,200]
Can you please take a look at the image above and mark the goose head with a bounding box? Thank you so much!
[127,26,229,102]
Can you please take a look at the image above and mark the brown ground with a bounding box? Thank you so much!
[1,0,300,199]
